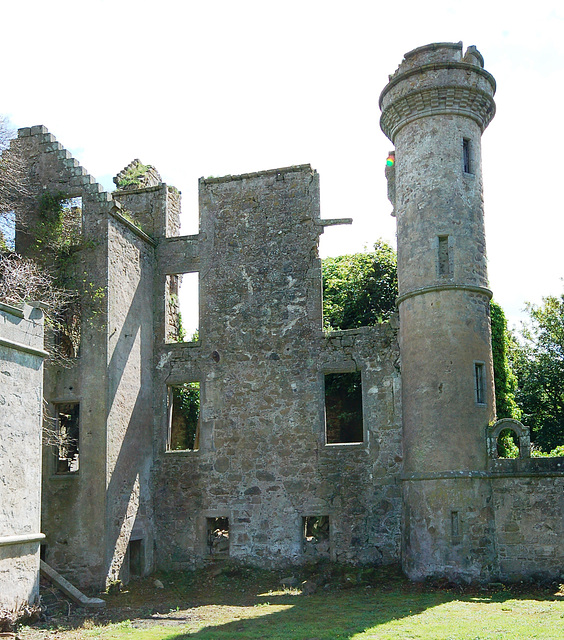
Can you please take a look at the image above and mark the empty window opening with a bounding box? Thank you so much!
[438,235,451,276]
[497,428,520,459]
[207,517,229,557]
[61,196,83,225]
[166,272,199,343]
[474,362,486,405]
[462,138,472,174]
[128,539,144,577]
[325,371,363,444]
[54,403,79,474]
[40,544,47,562]
[167,382,200,451]
[53,298,81,358]
[303,516,330,559]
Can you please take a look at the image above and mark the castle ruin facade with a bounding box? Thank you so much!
[4,42,563,594]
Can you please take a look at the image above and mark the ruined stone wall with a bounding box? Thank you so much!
[13,127,113,589]
[0,303,46,610]
[152,166,402,569]
[112,184,181,239]
[105,215,156,583]
[490,459,564,580]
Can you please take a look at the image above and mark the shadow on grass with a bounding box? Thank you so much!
[158,587,452,639]
[37,564,564,640]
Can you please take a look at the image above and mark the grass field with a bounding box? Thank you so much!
[18,564,564,640]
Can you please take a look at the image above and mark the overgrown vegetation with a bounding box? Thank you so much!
[116,162,151,189]
[322,239,398,330]
[490,300,521,420]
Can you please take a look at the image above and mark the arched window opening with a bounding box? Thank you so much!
[497,428,520,459]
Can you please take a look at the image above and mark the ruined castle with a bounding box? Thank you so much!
[1,43,563,605]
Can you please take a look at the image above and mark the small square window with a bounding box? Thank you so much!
[207,517,229,557]
[303,516,330,558]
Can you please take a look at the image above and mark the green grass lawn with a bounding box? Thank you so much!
[22,565,564,640]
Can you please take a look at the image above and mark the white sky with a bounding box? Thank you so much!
[3,0,564,333]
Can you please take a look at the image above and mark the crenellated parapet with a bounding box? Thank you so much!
[379,42,496,143]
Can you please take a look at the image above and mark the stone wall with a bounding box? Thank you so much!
[152,166,403,569]
[490,459,564,580]
[0,302,46,611]
[105,215,156,583]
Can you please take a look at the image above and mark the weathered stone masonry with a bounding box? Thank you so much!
[153,166,403,568]
[0,302,46,610]
[3,43,563,593]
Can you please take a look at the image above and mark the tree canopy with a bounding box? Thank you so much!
[513,293,564,453]
[322,240,398,331]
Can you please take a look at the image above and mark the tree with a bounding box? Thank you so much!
[322,240,398,330]
[0,116,31,248]
[0,116,83,361]
[513,293,564,452]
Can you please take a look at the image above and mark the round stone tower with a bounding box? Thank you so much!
[380,42,498,581]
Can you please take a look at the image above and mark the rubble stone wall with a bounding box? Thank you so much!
[152,166,403,569]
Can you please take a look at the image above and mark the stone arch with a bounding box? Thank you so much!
[487,418,530,459]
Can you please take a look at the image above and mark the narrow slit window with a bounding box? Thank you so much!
[451,511,460,540]
[474,362,486,405]
[325,371,363,444]
[463,138,472,174]
[207,517,229,557]
[167,382,200,451]
[54,403,80,474]
[303,516,330,559]
[438,235,451,276]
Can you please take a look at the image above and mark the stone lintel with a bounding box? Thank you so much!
[317,218,353,227]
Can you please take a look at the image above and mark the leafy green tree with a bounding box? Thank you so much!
[322,240,398,330]
[490,300,520,420]
[513,294,564,452]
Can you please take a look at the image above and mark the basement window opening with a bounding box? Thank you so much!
[166,272,199,343]
[474,362,486,405]
[167,382,200,451]
[303,515,330,559]
[54,402,80,474]
[325,371,364,444]
[207,517,229,557]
